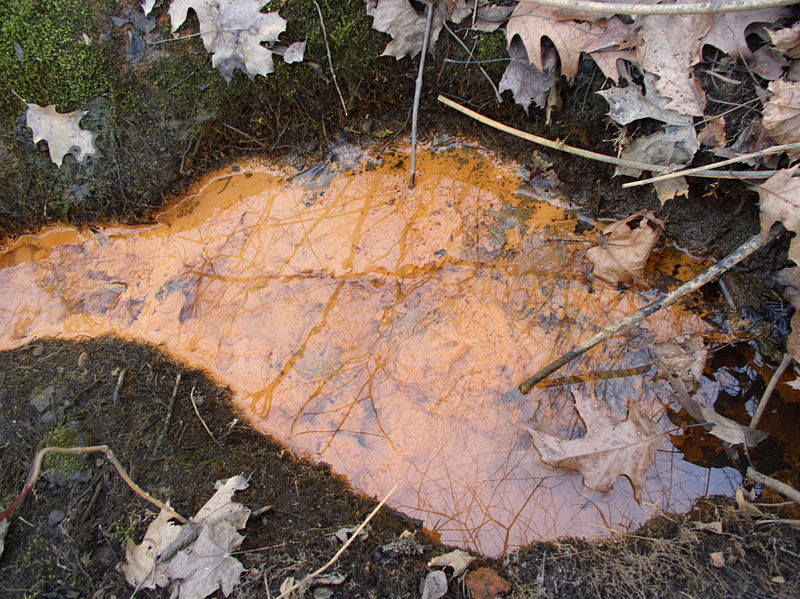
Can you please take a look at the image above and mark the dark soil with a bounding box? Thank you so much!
[3,2,800,598]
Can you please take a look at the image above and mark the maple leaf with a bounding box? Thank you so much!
[169,0,287,82]
[586,210,664,284]
[701,7,789,58]
[123,507,183,589]
[756,166,800,265]
[761,80,800,159]
[167,520,245,599]
[637,14,711,116]
[25,103,98,167]
[506,3,606,83]
[527,390,664,499]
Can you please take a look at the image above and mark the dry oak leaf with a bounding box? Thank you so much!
[701,7,788,58]
[499,36,557,112]
[169,0,287,82]
[26,103,98,167]
[761,79,800,158]
[598,72,693,127]
[527,390,664,499]
[650,335,708,394]
[637,13,711,116]
[756,166,800,265]
[506,3,606,83]
[586,210,664,285]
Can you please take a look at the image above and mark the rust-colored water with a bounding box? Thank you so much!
[0,144,738,556]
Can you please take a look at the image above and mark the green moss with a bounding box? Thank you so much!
[0,0,113,111]
[42,424,88,477]
[476,30,508,78]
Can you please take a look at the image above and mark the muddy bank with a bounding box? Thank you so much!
[1,336,799,598]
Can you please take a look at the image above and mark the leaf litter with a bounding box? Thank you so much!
[123,475,250,599]
[25,103,98,168]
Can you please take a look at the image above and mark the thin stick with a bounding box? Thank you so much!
[221,122,267,149]
[746,467,800,505]
[516,0,796,15]
[155,373,182,452]
[623,142,800,189]
[410,1,435,189]
[437,95,777,180]
[519,231,771,393]
[274,484,398,599]
[0,445,188,524]
[443,22,501,103]
[312,0,347,116]
[112,367,128,403]
[750,352,793,429]
[190,386,222,448]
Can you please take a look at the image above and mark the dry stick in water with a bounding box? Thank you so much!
[409,1,435,189]
[437,95,782,180]
[519,231,773,393]
[274,484,398,599]
[0,445,188,524]
[746,467,800,505]
[750,352,793,429]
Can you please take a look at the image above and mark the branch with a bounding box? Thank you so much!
[517,0,797,15]
[0,445,188,524]
[410,1,435,189]
[746,467,800,505]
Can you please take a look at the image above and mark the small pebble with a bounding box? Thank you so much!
[48,510,65,526]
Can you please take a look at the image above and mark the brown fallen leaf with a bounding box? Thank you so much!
[465,567,512,599]
[586,210,664,285]
[637,14,711,116]
[26,103,98,167]
[701,7,788,58]
[122,507,183,589]
[499,37,557,113]
[709,551,726,568]
[770,22,800,59]
[651,336,707,394]
[598,71,693,127]
[747,46,788,81]
[693,520,723,534]
[527,390,664,500]
[698,116,728,149]
[755,166,800,266]
[761,80,800,159]
[506,3,606,83]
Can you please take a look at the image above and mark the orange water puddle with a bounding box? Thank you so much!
[0,144,739,556]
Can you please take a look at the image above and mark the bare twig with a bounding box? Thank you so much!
[155,373,182,452]
[274,484,398,599]
[410,1,435,189]
[112,367,128,403]
[443,22,501,103]
[746,467,800,505]
[190,386,222,448]
[622,142,800,189]
[313,1,347,116]
[0,445,188,524]
[437,95,781,180]
[519,231,773,393]
[221,122,267,149]
[517,0,797,15]
[750,352,793,429]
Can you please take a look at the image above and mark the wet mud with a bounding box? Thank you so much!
[0,143,746,555]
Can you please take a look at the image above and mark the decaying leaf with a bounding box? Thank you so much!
[499,37,556,112]
[586,210,664,285]
[761,80,800,158]
[598,72,693,127]
[637,14,711,116]
[26,103,98,167]
[527,390,664,499]
[0,520,8,560]
[675,391,767,447]
[701,7,788,58]
[650,335,707,394]
[589,49,636,82]
[169,0,287,82]
[123,507,183,589]
[506,3,605,83]
[697,116,728,148]
[736,486,767,516]
[427,549,475,577]
[142,0,156,15]
[709,551,726,568]
[167,520,245,599]
[756,166,800,266]
[123,475,250,599]
[331,525,368,544]
[770,22,800,58]
[747,46,788,81]
[465,567,512,599]
[693,520,723,534]
[367,0,443,59]
[421,570,448,599]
